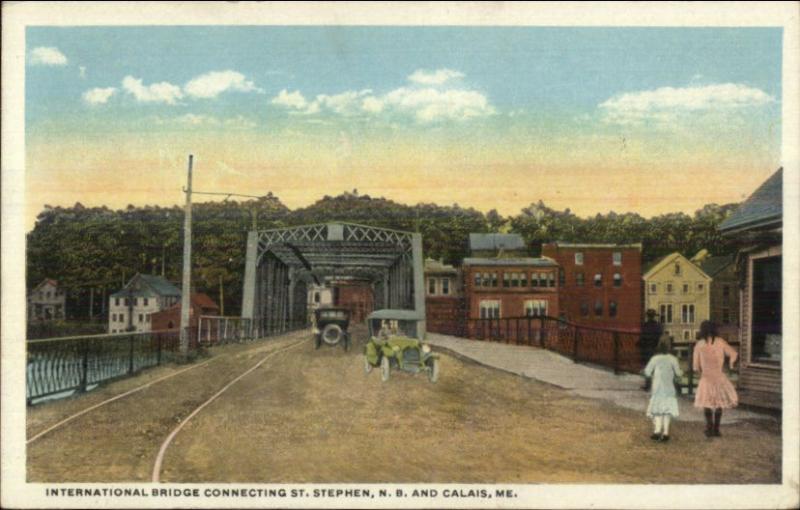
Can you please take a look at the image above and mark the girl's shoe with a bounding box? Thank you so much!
[658,435,670,442]
[650,433,661,441]
[713,428,722,437]
[704,428,714,438]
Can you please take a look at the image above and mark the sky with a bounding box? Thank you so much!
[25,26,783,230]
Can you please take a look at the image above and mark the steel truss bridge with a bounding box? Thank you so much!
[241,222,425,337]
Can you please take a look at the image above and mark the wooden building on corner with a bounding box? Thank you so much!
[719,168,782,410]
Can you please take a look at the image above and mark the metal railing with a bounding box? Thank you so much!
[198,316,254,346]
[464,316,642,374]
[26,328,197,404]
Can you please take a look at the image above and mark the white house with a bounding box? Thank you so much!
[27,279,66,321]
[108,274,181,333]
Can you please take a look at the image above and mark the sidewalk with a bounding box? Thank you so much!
[427,333,774,423]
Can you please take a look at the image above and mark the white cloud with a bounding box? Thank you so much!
[82,87,116,105]
[122,76,183,104]
[156,113,256,130]
[184,70,261,99]
[29,46,68,66]
[269,70,494,124]
[382,87,494,123]
[599,83,775,126]
[408,68,464,85]
[271,89,309,110]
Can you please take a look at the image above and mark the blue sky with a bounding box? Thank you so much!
[24,26,783,229]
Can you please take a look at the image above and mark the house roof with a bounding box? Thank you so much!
[111,273,181,298]
[642,252,711,280]
[31,278,58,291]
[698,254,736,277]
[546,242,642,250]
[719,168,782,233]
[469,233,525,252]
[463,257,558,267]
[154,293,220,315]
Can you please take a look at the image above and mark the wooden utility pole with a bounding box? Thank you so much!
[179,155,193,358]
[219,273,225,316]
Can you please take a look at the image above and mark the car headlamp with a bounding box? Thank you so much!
[422,344,431,354]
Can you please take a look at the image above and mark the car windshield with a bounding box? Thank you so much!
[320,310,346,319]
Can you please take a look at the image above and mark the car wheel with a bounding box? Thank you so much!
[321,323,343,345]
[364,355,373,374]
[381,355,391,382]
[428,358,439,383]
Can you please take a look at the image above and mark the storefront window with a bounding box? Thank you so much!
[751,255,781,364]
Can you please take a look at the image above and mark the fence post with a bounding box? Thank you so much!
[572,327,580,363]
[505,318,510,343]
[540,317,547,349]
[156,333,163,366]
[613,332,620,374]
[128,334,135,374]
[527,317,532,346]
[80,339,89,392]
[687,343,695,395]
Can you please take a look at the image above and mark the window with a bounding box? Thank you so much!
[594,300,603,316]
[144,297,149,306]
[576,272,585,287]
[112,313,117,322]
[441,278,450,295]
[580,301,589,316]
[609,300,618,317]
[503,273,511,288]
[681,304,695,324]
[594,273,603,287]
[674,263,681,276]
[558,268,565,286]
[125,298,131,306]
[538,272,548,287]
[649,283,657,294]
[722,285,730,305]
[115,297,120,306]
[520,272,528,287]
[547,273,555,287]
[531,272,539,287]
[525,300,548,317]
[751,255,781,363]
[474,272,482,288]
[613,252,622,266]
[138,313,144,323]
[575,252,584,265]
[613,273,622,287]
[119,313,125,323]
[659,304,673,324]
[479,300,501,319]
[314,292,321,303]
[722,307,731,324]
[665,282,674,294]
[428,278,437,295]
[490,272,498,287]
[683,330,692,341]
[511,272,520,288]
[682,283,690,294]
[698,283,705,292]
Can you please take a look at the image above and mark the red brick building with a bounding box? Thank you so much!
[424,258,464,335]
[332,280,374,323]
[462,257,560,323]
[150,293,220,331]
[541,242,642,332]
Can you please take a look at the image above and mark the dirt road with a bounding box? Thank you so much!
[27,328,780,483]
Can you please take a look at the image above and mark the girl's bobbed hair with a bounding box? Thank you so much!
[698,320,718,340]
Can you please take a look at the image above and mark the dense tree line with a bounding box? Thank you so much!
[26,193,739,319]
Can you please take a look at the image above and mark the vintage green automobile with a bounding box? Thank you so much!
[363,309,439,383]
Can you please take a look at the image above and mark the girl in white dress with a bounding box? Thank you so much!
[643,340,683,442]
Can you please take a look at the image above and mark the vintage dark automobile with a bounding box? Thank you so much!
[313,307,351,351]
[363,309,439,383]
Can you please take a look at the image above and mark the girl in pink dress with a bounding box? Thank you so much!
[693,321,738,437]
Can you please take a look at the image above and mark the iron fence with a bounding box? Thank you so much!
[464,316,643,375]
[26,328,197,404]
[672,340,740,396]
